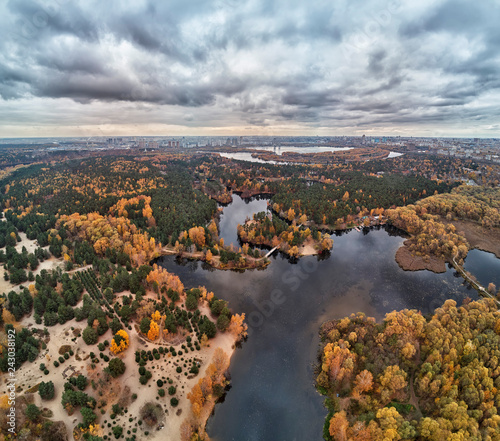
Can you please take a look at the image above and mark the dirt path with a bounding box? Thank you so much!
[408,343,423,419]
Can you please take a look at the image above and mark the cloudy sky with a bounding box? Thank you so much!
[0,0,499,138]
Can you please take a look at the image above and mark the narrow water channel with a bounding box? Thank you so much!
[157,195,476,441]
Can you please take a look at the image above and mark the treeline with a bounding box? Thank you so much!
[387,205,469,263]
[270,173,456,227]
[386,186,500,263]
[0,157,217,245]
[317,298,500,440]
[416,185,500,228]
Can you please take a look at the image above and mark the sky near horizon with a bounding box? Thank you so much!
[0,0,499,138]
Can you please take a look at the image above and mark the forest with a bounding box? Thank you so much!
[317,298,500,441]
[0,149,499,441]
[386,186,500,265]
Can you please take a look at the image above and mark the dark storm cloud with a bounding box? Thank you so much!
[282,91,341,108]
[0,0,499,135]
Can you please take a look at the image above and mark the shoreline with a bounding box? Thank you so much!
[394,242,447,273]
[160,246,270,270]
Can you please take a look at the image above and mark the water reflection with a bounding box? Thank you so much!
[218,194,269,247]
[464,248,500,288]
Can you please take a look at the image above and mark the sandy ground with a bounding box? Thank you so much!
[15,313,88,438]
[299,243,317,256]
[2,232,238,439]
[0,234,64,295]
[11,287,237,441]
[15,232,39,255]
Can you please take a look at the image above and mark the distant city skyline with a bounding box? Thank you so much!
[1,0,499,138]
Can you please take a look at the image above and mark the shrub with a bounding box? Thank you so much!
[38,381,55,400]
[26,404,41,421]
[108,358,126,378]
[112,425,123,439]
[168,386,176,395]
[216,314,230,332]
[82,327,98,345]
[170,398,179,407]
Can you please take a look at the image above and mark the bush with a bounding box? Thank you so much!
[81,406,97,427]
[108,358,126,378]
[38,381,55,400]
[210,299,227,316]
[112,425,123,439]
[216,314,230,332]
[53,361,59,367]
[156,379,163,387]
[158,388,165,397]
[185,294,198,311]
[170,398,179,407]
[176,367,182,373]
[168,386,176,395]
[25,404,41,422]
[199,318,217,339]
[139,317,151,335]
[82,327,98,345]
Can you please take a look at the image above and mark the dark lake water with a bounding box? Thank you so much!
[218,194,269,247]
[157,195,477,441]
[464,248,500,288]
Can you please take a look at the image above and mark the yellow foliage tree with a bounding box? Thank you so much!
[110,330,129,354]
[151,310,161,323]
[147,320,160,341]
[229,313,248,340]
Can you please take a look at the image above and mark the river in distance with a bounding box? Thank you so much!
[217,149,403,164]
[157,195,481,441]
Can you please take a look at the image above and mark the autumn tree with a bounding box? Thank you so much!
[110,330,129,354]
[147,320,160,341]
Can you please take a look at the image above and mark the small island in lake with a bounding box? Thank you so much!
[237,211,333,257]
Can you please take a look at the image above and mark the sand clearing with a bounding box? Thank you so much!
[14,290,237,440]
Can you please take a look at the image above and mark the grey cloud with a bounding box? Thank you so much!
[0,0,499,136]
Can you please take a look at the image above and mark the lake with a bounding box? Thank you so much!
[157,195,476,441]
[464,248,500,289]
[248,146,352,155]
